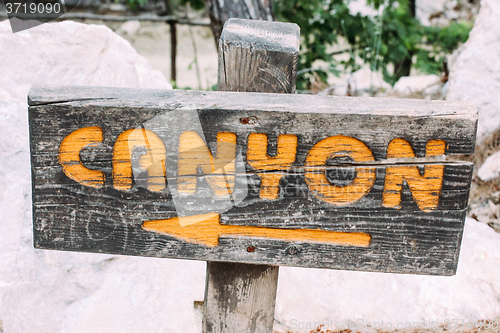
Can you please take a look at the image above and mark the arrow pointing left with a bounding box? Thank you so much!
[142,213,371,248]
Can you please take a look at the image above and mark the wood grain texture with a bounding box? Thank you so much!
[177,131,236,196]
[304,135,376,206]
[204,19,297,333]
[382,139,446,211]
[58,126,104,188]
[208,1,274,48]
[28,86,476,276]
[112,128,167,192]
[28,86,477,155]
[204,262,279,333]
[217,18,299,94]
[143,213,371,248]
[247,133,297,200]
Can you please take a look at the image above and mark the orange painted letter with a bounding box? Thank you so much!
[247,133,298,200]
[59,126,105,188]
[177,131,237,197]
[112,128,167,192]
[382,139,446,211]
[304,135,376,206]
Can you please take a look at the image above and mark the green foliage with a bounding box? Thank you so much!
[430,20,473,53]
[178,0,205,11]
[119,0,472,90]
[414,21,473,75]
[117,0,148,11]
[275,0,473,89]
[274,0,361,90]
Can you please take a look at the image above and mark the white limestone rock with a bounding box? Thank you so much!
[274,218,500,332]
[0,20,171,102]
[348,0,473,27]
[446,0,500,143]
[321,65,391,97]
[417,0,479,27]
[349,65,392,96]
[417,0,450,26]
[392,74,442,98]
[478,150,500,181]
[0,20,190,333]
[349,0,379,16]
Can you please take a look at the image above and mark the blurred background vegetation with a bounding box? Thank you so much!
[118,0,474,91]
[275,0,472,89]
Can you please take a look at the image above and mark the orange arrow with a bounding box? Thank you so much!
[142,213,371,247]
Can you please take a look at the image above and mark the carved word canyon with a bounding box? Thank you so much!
[29,86,477,275]
[60,126,447,211]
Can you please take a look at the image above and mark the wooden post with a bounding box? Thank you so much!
[206,0,275,49]
[203,263,280,333]
[202,19,300,333]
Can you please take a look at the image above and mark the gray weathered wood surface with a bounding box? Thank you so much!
[203,18,300,333]
[204,263,279,333]
[217,18,299,93]
[208,2,275,48]
[28,87,477,156]
[28,84,477,275]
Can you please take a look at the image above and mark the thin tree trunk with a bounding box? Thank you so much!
[409,0,416,18]
[394,57,412,82]
[395,0,416,82]
[207,0,274,48]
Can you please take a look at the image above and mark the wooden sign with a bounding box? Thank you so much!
[28,85,477,275]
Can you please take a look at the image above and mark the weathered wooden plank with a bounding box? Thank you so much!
[203,18,300,333]
[27,84,475,120]
[32,203,467,274]
[28,97,475,213]
[30,80,476,274]
[30,88,474,274]
[30,160,472,213]
[28,86,478,155]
